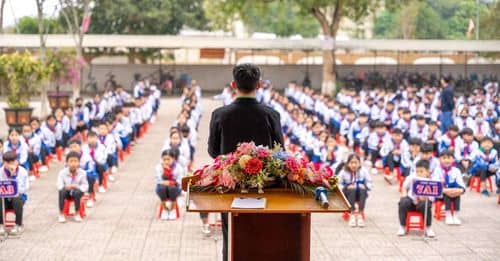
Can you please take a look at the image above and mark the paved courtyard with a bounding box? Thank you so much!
[0,97,499,261]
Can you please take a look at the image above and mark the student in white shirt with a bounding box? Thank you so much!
[57,152,89,223]
[433,150,466,225]
[380,128,409,183]
[472,111,491,141]
[0,151,29,235]
[454,128,479,175]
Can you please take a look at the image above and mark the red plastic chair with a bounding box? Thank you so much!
[341,202,365,221]
[4,209,16,228]
[90,182,98,202]
[102,171,109,189]
[56,147,64,162]
[32,162,41,178]
[469,176,493,193]
[497,194,500,205]
[119,149,125,162]
[405,211,424,233]
[63,198,86,218]
[157,201,180,220]
[434,200,454,221]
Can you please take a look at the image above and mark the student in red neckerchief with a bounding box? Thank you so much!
[155,148,184,220]
[57,151,89,223]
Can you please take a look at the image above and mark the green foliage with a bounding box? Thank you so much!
[480,1,500,40]
[88,0,209,34]
[17,16,63,34]
[374,0,494,39]
[0,52,52,108]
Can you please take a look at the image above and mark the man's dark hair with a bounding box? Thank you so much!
[232,63,260,93]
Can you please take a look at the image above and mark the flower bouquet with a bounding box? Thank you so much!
[192,142,338,195]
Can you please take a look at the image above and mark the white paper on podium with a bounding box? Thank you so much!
[231,197,267,209]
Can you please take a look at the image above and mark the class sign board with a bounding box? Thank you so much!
[412,180,443,197]
[0,180,18,198]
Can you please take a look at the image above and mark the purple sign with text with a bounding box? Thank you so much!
[0,180,18,198]
[412,180,443,197]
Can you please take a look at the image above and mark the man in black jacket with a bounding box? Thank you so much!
[207,63,284,261]
[439,75,455,132]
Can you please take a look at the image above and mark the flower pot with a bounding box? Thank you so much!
[47,91,71,111]
[3,107,33,129]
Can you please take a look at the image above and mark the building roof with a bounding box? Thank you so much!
[1,34,499,52]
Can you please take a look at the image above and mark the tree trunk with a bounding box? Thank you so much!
[37,0,49,116]
[0,0,5,33]
[321,47,336,96]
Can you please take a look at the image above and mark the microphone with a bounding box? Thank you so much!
[314,187,329,209]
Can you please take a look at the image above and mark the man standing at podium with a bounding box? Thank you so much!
[208,63,284,261]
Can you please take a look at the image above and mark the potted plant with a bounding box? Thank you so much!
[0,51,51,129]
[46,50,77,111]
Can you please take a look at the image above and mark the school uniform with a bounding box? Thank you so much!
[3,140,29,170]
[0,166,29,226]
[72,105,90,133]
[367,132,391,165]
[432,165,465,211]
[90,100,107,123]
[409,122,429,141]
[338,168,373,212]
[23,134,42,171]
[380,108,398,127]
[396,118,412,137]
[98,134,118,169]
[470,148,498,181]
[154,163,184,202]
[320,145,349,173]
[82,143,107,186]
[438,133,458,153]
[399,174,437,227]
[57,167,89,212]
[347,121,369,148]
[40,122,63,151]
[380,139,410,172]
[471,120,492,138]
[454,116,474,131]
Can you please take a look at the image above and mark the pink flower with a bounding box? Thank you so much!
[221,169,236,189]
[256,147,270,158]
[236,142,255,155]
[285,157,300,173]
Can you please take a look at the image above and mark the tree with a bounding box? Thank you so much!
[373,10,397,39]
[17,16,62,34]
[480,0,500,40]
[205,0,380,95]
[0,0,5,33]
[58,0,92,98]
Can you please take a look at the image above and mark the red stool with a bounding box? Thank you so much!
[434,200,454,221]
[33,162,41,178]
[102,171,109,190]
[63,198,86,218]
[56,147,64,162]
[157,201,180,220]
[497,194,500,205]
[469,176,493,193]
[4,209,16,228]
[90,182,98,202]
[405,211,424,233]
[125,145,131,155]
[119,149,125,162]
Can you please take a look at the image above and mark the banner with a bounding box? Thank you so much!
[412,180,443,197]
[0,180,18,198]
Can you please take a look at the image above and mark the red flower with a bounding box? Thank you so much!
[245,158,263,175]
[285,157,300,173]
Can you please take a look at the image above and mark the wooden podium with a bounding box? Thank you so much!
[183,178,350,261]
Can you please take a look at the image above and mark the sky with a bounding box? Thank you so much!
[3,0,59,27]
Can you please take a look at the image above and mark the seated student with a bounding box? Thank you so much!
[409,115,428,141]
[321,135,349,174]
[454,128,479,178]
[339,110,356,139]
[0,151,29,235]
[454,107,474,130]
[29,117,50,172]
[366,121,391,170]
[41,114,63,153]
[107,116,124,173]
[179,125,195,163]
[347,113,369,151]
[380,128,409,184]
[438,125,459,154]
[162,129,191,170]
[72,97,90,136]
[57,151,89,223]
[380,101,397,128]
[82,131,108,193]
[470,137,498,196]
[155,148,184,220]
[68,140,97,208]
[21,124,42,179]
[472,111,491,141]
[97,121,118,181]
[401,138,422,177]
[337,154,373,227]
[119,105,135,151]
[425,121,442,153]
[54,108,71,148]
[417,143,440,174]
[396,109,412,139]
[397,159,436,237]
[433,150,466,225]
[3,128,29,172]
